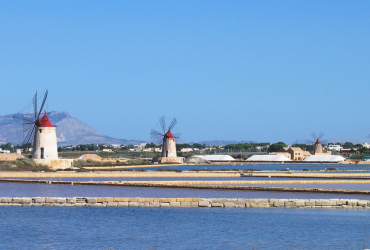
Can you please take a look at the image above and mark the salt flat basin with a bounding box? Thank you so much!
[2,182,370,200]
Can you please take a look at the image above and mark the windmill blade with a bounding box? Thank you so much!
[168,117,177,131]
[23,122,34,134]
[22,125,35,151]
[173,133,181,138]
[36,90,48,121]
[33,91,37,121]
[321,139,329,145]
[150,129,163,137]
[13,115,35,123]
[318,132,324,140]
[155,137,164,145]
[311,132,317,141]
[159,116,166,134]
[173,133,181,142]
[150,129,164,145]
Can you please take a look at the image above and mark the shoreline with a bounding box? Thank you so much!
[1,197,369,209]
[3,170,370,178]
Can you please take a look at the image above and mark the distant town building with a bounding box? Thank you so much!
[363,143,370,149]
[275,146,311,161]
[181,148,193,152]
[0,148,11,153]
[328,145,343,151]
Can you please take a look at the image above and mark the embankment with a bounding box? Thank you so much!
[1,197,369,209]
[0,171,238,178]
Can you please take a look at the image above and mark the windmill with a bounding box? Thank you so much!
[308,132,325,155]
[150,116,180,158]
[13,90,58,159]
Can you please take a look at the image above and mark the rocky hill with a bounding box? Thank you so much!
[0,111,144,146]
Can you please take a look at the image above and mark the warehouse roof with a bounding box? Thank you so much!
[193,155,235,161]
[303,155,346,162]
[246,155,292,162]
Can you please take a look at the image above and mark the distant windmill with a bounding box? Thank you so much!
[308,132,325,155]
[150,116,180,158]
[13,90,58,159]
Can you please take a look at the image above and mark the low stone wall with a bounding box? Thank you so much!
[1,197,370,209]
[34,159,74,169]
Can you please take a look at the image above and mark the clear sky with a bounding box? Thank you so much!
[1,1,369,144]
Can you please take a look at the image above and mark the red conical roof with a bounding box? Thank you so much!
[38,113,53,127]
[165,130,174,139]
[316,139,321,144]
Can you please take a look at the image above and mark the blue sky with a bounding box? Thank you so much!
[1,1,369,144]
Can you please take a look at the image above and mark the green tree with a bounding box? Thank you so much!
[145,142,157,148]
[268,142,287,153]
[192,143,202,149]
[343,142,354,149]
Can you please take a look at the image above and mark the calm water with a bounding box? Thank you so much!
[130,163,370,171]
[2,182,370,199]
[0,207,369,249]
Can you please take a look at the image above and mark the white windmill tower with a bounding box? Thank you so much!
[14,90,58,160]
[151,116,184,163]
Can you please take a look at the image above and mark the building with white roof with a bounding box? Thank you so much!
[246,155,292,162]
[193,155,235,161]
[303,155,345,162]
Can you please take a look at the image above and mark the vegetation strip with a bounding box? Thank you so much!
[1,197,370,209]
[2,179,370,195]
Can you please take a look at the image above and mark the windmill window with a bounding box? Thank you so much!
[39,129,42,133]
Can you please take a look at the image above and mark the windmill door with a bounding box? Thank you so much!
[41,148,44,159]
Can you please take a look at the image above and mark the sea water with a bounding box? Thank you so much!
[0,206,369,249]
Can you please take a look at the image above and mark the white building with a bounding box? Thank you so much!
[328,145,343,151]
[181,148,193,152]
[0,149,11,154]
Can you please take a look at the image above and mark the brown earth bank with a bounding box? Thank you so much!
[0,171,239,178]
[2,179,370,194]
[0,154,25,161]
[3,170,370,179]
[243,172,370,178]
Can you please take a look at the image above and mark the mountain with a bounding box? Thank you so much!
[0,111,145,146]
[190,140,255,146]
[292,137,370,145]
